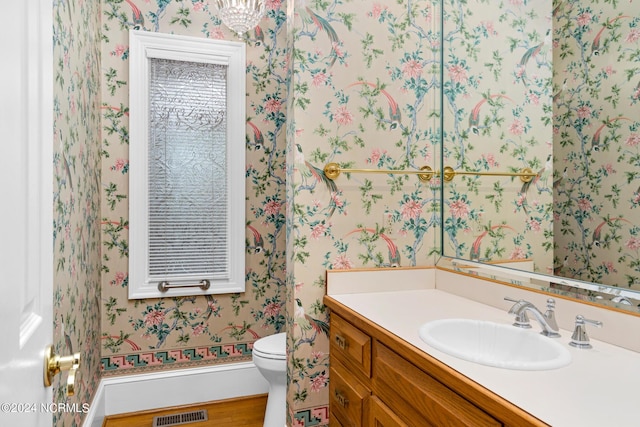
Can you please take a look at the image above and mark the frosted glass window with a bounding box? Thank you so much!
[148,58,229,279]
[128,30,245,299]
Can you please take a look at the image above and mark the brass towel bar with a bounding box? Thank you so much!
[323,162,535,183]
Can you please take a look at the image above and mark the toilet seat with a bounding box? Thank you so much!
[253,333,286,360]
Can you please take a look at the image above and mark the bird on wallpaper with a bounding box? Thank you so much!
[552,79,568,105]
[347,81,401,129]
[553,167,568,189]
[345,227,400,267]
[591,217,632,248]
[552,0,565,18]
[469,225,515,261]
[299,5,340,67]
[591,15,631,57]
[61,315,73,355]
[591,116,630,153]
[553,255,569,276]
[295,298,329,337]
[294,144,339,217]
[468,94,513,135]
[246,119,264,150]
[517,30,550,85]
[246,223,264,254]
[124,0,145,29]
[254,25,264,46]
[520,154,552,195]
[519,154,552,214]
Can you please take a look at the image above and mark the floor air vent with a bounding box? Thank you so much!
[152,409,208,427]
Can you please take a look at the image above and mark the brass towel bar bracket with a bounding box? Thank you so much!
[323,162,535,183]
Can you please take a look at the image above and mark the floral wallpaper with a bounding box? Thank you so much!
[49,0,640,426]
[287,0,441,423]
[99,0,288,378]
[442,0,555,274]
[442,0,640,294]
[553,1,640,290]
[52,1,103,426]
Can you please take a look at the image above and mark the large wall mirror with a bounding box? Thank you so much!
[439,0,640,314]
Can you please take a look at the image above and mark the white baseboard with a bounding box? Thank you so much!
[84,362,268,427]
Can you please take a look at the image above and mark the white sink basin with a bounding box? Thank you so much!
[418,318,571,371]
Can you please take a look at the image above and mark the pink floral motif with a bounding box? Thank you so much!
[265,98,282,113]
[449,200,469,219]
[625,133,640,147]
[111,45,127,57]
[263,302,281,317]
[310,371,328,392]
[483,153,498,167]
[509,247,526,259]
[402,199,423,219]
[311,223,327,239]
[210,28,225,39]
[330,192,344,210]
[192,324,205,336]
[264,200,282,215]
[528,218,541,232]
[576,106,591,119]
[266,0,282,10]
[481,21,497,36]
[626,237,640,250]
[207,299,221,316]
[334,106,353,125]
[369,3,387,19]
[144,310,165,327]
[603,261,617,273]
[577,198,592,211]
[448,64,468,84]
[111,158,127,171]
[508,119,525,135]
[367,148,383,164]
[577,12,592,26]
[332,254,354,269]
[603,163,615,174]
[626,28,640,43]
[402,59,423,79]
[111,272,126,286]
[312,72,328,87]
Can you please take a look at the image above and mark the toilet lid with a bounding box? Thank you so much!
[253,332,286,358]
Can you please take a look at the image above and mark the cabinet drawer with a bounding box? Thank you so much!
[329,359,370,426]
[369,396,409,427]
[330,313,371,378]
[374,342,501,427]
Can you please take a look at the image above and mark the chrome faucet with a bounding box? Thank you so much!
[504,297,561,338]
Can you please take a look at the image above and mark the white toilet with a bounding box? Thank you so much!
[252,332,287,427]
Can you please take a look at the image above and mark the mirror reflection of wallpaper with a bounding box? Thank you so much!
[553,2,640,290]
[442,1,554,272]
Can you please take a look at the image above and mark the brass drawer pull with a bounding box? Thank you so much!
[334,334,349,350]
[334,390,349,408]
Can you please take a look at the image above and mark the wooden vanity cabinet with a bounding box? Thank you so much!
[328,313,372,426]
[325,296,548,427]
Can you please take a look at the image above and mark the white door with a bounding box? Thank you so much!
[0,0,54,426]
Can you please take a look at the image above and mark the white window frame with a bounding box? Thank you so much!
[128,30,246,299]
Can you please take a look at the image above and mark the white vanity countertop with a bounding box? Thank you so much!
[329,289,640,427]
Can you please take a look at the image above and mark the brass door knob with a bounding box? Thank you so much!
[43,345,80,396]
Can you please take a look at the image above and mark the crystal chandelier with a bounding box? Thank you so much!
[215,0,266,37]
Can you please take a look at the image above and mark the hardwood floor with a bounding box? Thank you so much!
[102,394,268,427]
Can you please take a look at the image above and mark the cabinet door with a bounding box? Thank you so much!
[374,342,501,427]
[329,359,370,426]
[369,396,410,427]
[330,313,372,379]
